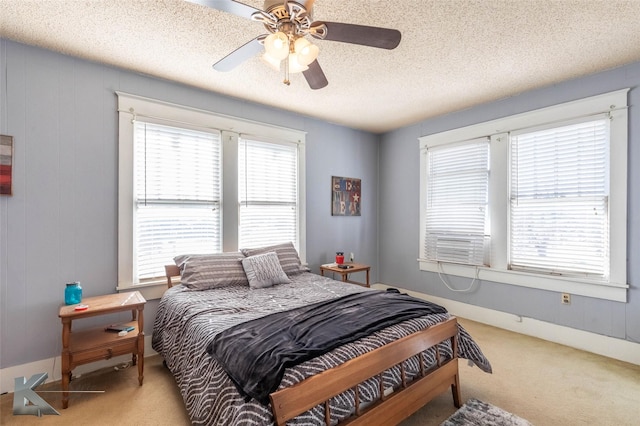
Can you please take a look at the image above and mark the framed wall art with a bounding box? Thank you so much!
[332,176,361,216]
[0,135,13,196]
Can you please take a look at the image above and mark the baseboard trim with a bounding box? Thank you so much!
[1,336,157,394]
[373,283,640,366]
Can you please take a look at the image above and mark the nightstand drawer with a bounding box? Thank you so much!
[69,338,139,365]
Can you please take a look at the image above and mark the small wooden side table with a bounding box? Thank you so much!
[320,262,371,287]
[58,291,146,408]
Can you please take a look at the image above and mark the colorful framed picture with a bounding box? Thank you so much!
[0,135,13,196]
[332,176,361,216]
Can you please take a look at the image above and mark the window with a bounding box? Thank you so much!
[117,93,306,299]
[239,137,299,248]
[134,122,222,281]
[510,118,609,277]
[419,89,628,302]
[423,138,490,266]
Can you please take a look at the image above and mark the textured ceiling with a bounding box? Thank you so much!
[2,0,640,133]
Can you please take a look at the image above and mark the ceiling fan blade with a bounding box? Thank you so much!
[318,22,401,50]
[303,60,328,90]
[186,0,260,20]
[213,37,264,72]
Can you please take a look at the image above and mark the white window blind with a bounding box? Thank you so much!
[134,122,222,281]
[424,138,490,265]
[510,117,609,277]
[238,137,298,249]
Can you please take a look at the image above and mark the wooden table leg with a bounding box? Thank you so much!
[61,319,71,408]
[61,364,70,409]
[137,307,144,385]
[138,350,144,386]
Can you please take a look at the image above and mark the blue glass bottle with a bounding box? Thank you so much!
[65,282,82,305]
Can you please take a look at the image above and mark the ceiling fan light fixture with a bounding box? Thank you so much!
[261,52,281,71]
[294,37,319,66]
[204,0,401,89]
[264,31,289,60]
[288,53,309,73]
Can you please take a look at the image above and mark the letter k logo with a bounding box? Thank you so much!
[13,373,60,416]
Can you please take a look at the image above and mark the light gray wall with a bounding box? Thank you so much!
[0,39,379,368]
[2,36,637,371]
[378,62,640,344]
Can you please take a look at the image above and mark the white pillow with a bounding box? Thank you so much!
[242,252,291,289]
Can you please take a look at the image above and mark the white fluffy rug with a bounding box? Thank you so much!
[441,398,533,426]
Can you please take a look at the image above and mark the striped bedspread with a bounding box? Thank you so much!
[152,272,492,425]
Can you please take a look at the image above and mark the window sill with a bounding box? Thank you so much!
[418,259,628,302]
[116,281,167,301]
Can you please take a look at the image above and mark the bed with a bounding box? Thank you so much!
[152,243,492,425]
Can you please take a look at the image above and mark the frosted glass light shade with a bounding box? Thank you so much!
[288,54,309,73]
[261,52,281,71]
[264,32,290,60]
[294,37,319,66]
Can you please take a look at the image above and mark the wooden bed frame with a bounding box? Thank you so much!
[164,264,181,288]
[270,317,461,425]
[164,265,461,426]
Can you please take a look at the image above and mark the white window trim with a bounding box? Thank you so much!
[419,89,629,302]
[116,92,307,299]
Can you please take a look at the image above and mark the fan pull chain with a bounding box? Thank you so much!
[283,41,292,85]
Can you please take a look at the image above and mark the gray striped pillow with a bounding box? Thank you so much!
[242,252,291,289]
[175,252,248,290]
[240,242,308,275]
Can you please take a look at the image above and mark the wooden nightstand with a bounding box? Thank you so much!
[320,262,371,287]
[58,291,146,408]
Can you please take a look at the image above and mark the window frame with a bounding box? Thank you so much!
[419,89,629,302]
[117,92,306,299]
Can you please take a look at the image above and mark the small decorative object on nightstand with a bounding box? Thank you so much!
[320,262,370,287]
[64,281,82,305]
[58,291,146,408]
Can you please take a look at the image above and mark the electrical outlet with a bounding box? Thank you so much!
[561,293,571,305]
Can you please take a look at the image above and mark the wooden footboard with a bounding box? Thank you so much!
[270,316,461,426]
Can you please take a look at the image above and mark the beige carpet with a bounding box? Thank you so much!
[2,318,639,425]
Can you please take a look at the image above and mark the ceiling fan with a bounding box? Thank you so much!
[188,0,402,89]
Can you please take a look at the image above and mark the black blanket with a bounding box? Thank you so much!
[206,290,447,404]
